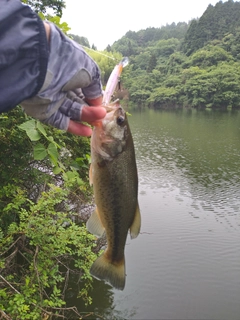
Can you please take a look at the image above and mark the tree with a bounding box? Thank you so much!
[0,106,99,318]
[182,0,240,55]
[21,0,66,16]
[106,44,112,52]
[69,34,90,48]
[147,87,178,108]
[190,45,233,67]
[147,54,157,73]
[154,38,180,57]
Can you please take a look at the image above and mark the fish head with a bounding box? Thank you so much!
[91,101,129,160]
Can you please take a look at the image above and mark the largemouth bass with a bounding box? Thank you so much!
[87,100,141,290]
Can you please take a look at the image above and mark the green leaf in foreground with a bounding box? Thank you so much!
[33,143,48,160]
[19,120,41,141]
[47,142,59,166]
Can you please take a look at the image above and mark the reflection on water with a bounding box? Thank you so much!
[68,108,240,319]
[134,109,240,228]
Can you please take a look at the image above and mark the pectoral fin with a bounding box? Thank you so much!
[130,202,141,239]
[86,207,105,237]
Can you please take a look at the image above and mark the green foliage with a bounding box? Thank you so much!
[112,22,189,53]
[18,118,69,179]
[0,107,96,318]
[21,0,66,16]
[110,0,240,110]
[38,12,70,34]
[189,45,233,67]
[0,185,97,318]
[148,87,178,107]
[182,0,240,55]
[85,49,123,85]
[0,107,91,193]
[0,3,106,318]
[182,62,240,108]
[154,38,180,57]
[69,34,90,48]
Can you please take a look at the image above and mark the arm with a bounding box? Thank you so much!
[21,21,105,136]
[0,1,105,136]
[0,0,49,113]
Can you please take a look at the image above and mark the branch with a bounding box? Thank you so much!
[61,269,69,300]
[0,236,22,257]
[4,248,18,268]
[0,275,20,294]
[0,310,12,320]
[0,275,80,320]
[33,245,43,303]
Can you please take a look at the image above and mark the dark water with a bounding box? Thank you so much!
[68,108,240,319]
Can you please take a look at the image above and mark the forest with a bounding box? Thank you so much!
[107,0,240,109]
[1,0,240,319]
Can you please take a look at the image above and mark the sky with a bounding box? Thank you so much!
[62,0,221,50]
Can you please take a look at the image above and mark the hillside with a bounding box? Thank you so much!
[182,0,240,55]
[107,0,240,109]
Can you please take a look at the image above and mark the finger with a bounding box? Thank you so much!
[67,120,93,136]
[81,106,106,123]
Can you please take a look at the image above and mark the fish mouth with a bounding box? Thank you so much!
[104,99,121,112]
[91,100,123,128]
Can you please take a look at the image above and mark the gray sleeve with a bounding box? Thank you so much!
[21,22,103,130]
[0,0,48,113]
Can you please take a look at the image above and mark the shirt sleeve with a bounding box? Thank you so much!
[21,22,103,131]
[0,0,49,113]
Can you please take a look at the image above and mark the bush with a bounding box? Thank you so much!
[0,108,98,319]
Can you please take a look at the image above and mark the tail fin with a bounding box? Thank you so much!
[90,253,125,290]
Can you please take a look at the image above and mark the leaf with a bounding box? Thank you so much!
[19,120,35,131]
[53,166,62,175]
[65,171,76,180]
[36,121,47,137]
[47,143,59,166]
[25,277,30,287]
[19,120,41,141]
[33,143,47,160]
[47,136,61,148]
[27,128,41,141]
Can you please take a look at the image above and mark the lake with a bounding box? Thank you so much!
[67,108,240,319]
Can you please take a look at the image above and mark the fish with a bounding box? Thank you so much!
[87,101,141,290]
[86,57,140,290]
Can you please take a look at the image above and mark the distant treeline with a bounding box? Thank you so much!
[104,0,240,109]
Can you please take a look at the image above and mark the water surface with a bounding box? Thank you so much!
[69,108,240,319]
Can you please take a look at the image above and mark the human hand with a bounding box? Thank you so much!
[67,105,106,136]
[21,22,105,135]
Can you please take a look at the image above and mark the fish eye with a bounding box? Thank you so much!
[116,116,125,126]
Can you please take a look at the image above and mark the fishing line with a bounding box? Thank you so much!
[81,45,117,61]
